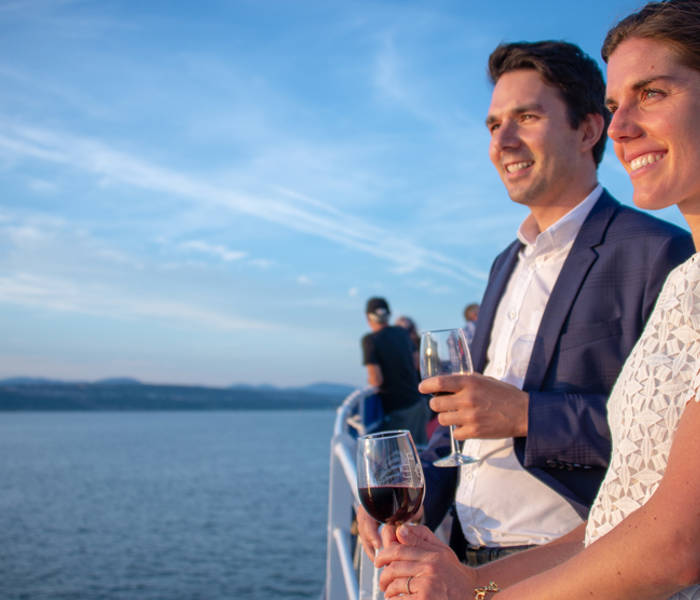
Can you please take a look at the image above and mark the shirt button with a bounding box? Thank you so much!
[508,310,517,320]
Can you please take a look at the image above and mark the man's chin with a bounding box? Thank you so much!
[506,190,536,207]
[504,180,546,207]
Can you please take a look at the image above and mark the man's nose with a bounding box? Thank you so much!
[492,120,520,150]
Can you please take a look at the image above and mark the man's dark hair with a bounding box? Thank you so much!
[366,296,391,324]
[488,41,609,166]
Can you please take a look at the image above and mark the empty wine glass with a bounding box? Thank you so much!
[419,328,476,467]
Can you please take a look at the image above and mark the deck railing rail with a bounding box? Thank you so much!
[323,387,382,600]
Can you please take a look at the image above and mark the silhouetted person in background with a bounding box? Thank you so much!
[395,315,420,353]
[462,302,480,345]
[395,314,421,372]
[361,297,427,444]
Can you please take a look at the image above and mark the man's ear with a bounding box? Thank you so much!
[580,112,605,154]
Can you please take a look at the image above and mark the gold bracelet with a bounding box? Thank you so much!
[473,581,500,600]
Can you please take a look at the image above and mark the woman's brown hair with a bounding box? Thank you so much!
[602,0,700,72]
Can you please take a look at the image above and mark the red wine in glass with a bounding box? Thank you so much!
[358,484,424,524]
[357,430,424,600]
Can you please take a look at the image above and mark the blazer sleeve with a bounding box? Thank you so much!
[523,391,610,467]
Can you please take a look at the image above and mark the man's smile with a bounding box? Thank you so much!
[505,160,534,174]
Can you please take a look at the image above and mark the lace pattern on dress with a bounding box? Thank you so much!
[584,254,700,600]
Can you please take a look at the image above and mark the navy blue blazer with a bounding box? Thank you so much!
[422,190,694,534]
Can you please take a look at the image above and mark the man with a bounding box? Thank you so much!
[357,41,694,566]
[361,297,427,444]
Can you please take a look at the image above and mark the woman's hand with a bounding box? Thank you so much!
[374,524,477,599]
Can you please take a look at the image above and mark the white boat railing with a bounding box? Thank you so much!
[323,387,381,600]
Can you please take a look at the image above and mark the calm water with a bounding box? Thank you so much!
[0,410,336,600]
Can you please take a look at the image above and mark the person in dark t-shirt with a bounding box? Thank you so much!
[361,297,427,445]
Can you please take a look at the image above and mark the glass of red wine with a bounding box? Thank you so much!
[356,429,425,525]
[356,430,424,600]
[419,328,476,467]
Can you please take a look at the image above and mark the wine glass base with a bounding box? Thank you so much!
[433,453,478,467]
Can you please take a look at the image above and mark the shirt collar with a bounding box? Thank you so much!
[517,184,603,256]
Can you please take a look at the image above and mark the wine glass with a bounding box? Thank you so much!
[356,429,425,525]
[419,328,477,467]
[356,430,425,600]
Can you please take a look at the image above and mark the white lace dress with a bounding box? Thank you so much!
[585,253,700,599]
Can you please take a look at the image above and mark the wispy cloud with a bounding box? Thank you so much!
[297,275,312,286]
[0,63,111,120]
[0,120,489,286]
[370,24,491,137]
[248,258,275,269]
[26,177,59,194]
[6,223,48,245]
[0,272,276,331]
[0,0,135,38]
[0,210,144,269]
[180,240,247,262]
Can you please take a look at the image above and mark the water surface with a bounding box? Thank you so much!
[0,410,335,599]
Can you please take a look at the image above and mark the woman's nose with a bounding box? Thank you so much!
[608,105,643,143]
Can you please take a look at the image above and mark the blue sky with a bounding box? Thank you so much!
[0,0,688,388]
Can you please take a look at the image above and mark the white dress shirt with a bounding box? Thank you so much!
[456,185,602,547]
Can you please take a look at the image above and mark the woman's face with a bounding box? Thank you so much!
[606,37,700,217]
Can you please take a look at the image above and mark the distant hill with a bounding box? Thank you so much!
[94,377,143,386]
[0,376,75,386]
[228,381,356,397]
[0,379,357,411]
[295,382,356,397]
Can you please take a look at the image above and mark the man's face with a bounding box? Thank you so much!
[486,69,585,210]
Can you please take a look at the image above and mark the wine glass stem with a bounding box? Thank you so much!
[372,564,382,600]
[449,425,460,455]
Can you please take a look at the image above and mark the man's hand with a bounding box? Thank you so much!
[419,373,529,439]
[374,524,476,599]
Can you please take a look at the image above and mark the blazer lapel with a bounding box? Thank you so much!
[523,191,620,389]
[472,240,521,373]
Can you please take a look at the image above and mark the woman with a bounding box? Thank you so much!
[374,1,700,598]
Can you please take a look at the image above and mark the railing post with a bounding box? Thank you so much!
[325,428,358,599]
[323,388,373,600]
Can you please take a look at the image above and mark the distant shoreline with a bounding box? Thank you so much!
[0,380,354,411]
